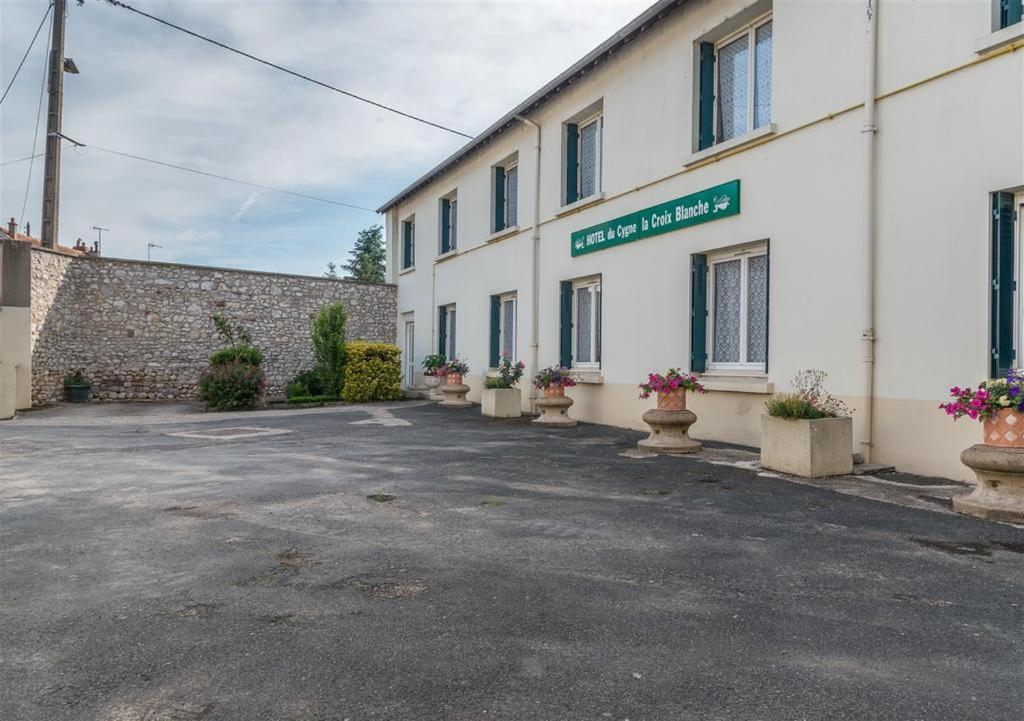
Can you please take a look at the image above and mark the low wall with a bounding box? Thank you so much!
[30,248,396,404]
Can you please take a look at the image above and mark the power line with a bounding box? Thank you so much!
[101,0,474,139]
[0,3,54,106]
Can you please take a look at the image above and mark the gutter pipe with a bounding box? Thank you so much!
[860,0,878,462]
[515,114,542,409]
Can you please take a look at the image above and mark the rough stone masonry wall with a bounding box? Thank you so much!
[30,248,396,405]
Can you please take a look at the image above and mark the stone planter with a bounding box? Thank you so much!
[439,372,471,407]
[954,409,1024,523]
[65,384,91,403]
[423,374,444,401]
[481,387,521,418]
[638,390,700,454]
[760,415,853,477]
[533,383,576,427]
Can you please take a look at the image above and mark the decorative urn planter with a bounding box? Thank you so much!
[954,408,1024,523]
[533,383,577,427]
[65,384,91,403]
[481,387,522,418]
[423,374,444,401]
[638,389,701,454]
[760,415,854,477]
[440,371,472,407]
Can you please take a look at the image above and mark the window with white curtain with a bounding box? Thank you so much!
[709,246,768,371]
[716,15,772,143]
[573,277,602,368]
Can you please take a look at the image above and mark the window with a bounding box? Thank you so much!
[565,114,602,205]
[698,15,772,149]
[438,304,457,360]
[1000,0,1023,29]
[490,293,517,366]
[403,318,415,388]
[494,162,518,232]
[401,218,415,269]
[559,277,601,369]
[440,194,457,254]
[992,191,1017,377]
[704,246,768,372]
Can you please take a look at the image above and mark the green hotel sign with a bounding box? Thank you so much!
[570,179,740,257]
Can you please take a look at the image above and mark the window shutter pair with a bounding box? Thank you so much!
[440,200,451,254]
[992,192,1016,377]
[489,296,501,367]
[494,167,506,232]
[1002,0,1023,29]
[437,307,448,357]
[559,281,573,368]
[565,124,579,205]
[698,42,716,151]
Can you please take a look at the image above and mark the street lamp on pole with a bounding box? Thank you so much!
[147,243,162,261]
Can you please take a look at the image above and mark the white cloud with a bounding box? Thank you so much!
[1,0,647,274]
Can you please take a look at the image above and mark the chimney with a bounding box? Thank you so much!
[25,221,30,236]
[7,217,16,238]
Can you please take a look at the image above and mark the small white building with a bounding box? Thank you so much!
[378,0,1024,481]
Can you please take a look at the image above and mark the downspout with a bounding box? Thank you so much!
[515,114,542,410]
[860,0,878,462]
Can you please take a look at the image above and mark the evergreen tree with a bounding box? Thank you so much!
[323,261,338,279]
[343,225,385,283]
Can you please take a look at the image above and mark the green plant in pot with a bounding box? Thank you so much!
[421,353,448,394]
[64,369,92,403]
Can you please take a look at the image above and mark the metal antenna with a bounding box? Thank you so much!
[91,225,109,255]
[147,242,162,261]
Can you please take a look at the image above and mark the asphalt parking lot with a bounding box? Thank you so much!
[1,401,1022,721]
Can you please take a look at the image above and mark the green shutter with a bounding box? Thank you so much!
[1002,0,1023,28]
[437,306,448,357]
[494,167,506,232]
[690,254,708,372]
[489,295,501,367]
[991,192,1016,378]
[565,124,579,205]
[698,42,715,151]
[402,222,412,269]
[440,199,451,254]
[559,281,573,368]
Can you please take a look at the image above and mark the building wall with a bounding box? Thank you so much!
[29,248,396,405]
[386,0,1023,480]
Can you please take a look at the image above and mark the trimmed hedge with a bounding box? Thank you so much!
[286,395,339,405]
[210,344,264,367]
[341,341,402,403]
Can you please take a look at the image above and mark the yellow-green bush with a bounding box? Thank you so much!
[341,342,402,403]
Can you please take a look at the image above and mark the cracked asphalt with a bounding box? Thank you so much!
[1,401,1022,720]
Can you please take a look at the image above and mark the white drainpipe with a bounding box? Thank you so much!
[515,114,542,409]
[860,0,879,462]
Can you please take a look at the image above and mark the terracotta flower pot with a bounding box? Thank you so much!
[446,373,463,386]
[543,383,565,398]
[656,388,686,411]
[983,408,1024,448]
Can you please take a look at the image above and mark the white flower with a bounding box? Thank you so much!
[1000,396,1011,406]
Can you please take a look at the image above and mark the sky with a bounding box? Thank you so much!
[0,0,648,276]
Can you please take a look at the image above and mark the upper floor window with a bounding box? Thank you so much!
[565,113,602,205]
[698,14,773,149]
[440,193,457,254]
[401,217,415,270]
[494,159,518,232]
[999,0,1023,29]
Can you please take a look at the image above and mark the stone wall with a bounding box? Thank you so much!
[30,248,396,405]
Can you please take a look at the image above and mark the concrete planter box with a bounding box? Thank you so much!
[481,387,521,418]
[760,415,853,477]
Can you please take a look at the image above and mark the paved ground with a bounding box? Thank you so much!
[1,401,1022,721]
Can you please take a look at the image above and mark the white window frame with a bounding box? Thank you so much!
[707,244,768,373]
[713,12,772,144]
[572,276,602,370]
[503,163,518,229]
[403,318,415,388]
[576,113,603,201]
[445,304,457,360]
[498,292,517,362]
[439,193,457,254]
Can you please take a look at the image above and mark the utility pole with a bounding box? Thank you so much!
[41,0,67,250]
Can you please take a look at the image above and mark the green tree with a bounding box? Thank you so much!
[324,262,338,279]
[312,302,348,396]
[343,225,385,283]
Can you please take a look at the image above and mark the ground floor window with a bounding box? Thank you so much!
[490,292,517,366]
[993,190,1021,377]
[691,245,768,373]
[438,304,457,360]
[403,318,415,388]
[560,276,601,369]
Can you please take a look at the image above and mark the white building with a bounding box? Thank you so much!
[379,0,1024,481]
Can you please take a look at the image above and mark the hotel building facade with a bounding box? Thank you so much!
[379,0,1024,481]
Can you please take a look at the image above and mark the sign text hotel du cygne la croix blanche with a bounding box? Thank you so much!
[570,179,740,257]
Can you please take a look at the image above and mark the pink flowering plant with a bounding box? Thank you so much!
[422,354,448,377]
[939,369,1024,421]
[638,368,706,400]
[441,358,470,376]
[532,365,577,389]
[485,354,526,389]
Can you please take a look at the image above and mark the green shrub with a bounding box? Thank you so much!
[764,369,850,420]
[341,341,402,403]
[764,394,832,420]
[286,394,338,405]
[198,362,266,411]
[312,303,348,397]
[285,370,323,399]
[209,344,263,367]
